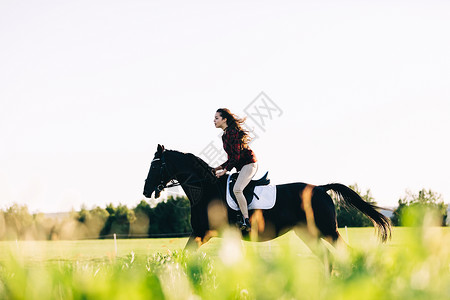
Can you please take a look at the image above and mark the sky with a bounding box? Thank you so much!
[1,0,449,213]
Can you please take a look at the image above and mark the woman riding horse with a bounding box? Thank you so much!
[213,108,257,231]
[143,145,391,254]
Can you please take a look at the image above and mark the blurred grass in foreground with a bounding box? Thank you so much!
[0,226,449,299]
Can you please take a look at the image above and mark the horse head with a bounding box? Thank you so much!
[143,145,218,201]
[143,144,171,199]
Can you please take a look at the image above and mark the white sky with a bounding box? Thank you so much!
[1,0,449,213]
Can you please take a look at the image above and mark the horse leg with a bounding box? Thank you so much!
[184,230,219,252]
[311,190,350,251]
[297,186,329,270]
[295,226,345,276]
[312,191,357,274]
[298,186,343,274]
[323,231,349,250]
[293,226,326,260]
[184,234,200,251]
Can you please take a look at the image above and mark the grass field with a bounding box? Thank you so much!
[1,227,449,299]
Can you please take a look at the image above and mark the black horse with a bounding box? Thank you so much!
[143,145,391,252]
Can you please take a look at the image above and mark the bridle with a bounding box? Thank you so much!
[152,154,181,193]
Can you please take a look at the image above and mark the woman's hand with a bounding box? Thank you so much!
[215,169,227,178]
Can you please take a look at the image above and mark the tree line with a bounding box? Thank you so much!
[0,187,447,240]
[333,184,447,227]
[0,196,192,241]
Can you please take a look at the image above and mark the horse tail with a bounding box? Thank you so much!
[318,183,392,242]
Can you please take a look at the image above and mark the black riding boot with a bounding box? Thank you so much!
[237,215,251,232]
[243,217,251,231]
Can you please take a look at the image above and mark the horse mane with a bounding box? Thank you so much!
[187,153,213,169]
[166,149,216,181]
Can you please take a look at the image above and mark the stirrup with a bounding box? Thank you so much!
[238,217,251,232]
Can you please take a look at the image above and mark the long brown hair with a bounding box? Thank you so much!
[216,108,253,147]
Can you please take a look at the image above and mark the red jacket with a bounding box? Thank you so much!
[220,127,257,172]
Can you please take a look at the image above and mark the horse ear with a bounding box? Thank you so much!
[157,144,165,153]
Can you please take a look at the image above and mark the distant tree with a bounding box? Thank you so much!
[135,199,152,214]
[90,206,110,221]
[0,204,59,240]
[3,204,34,239]
[75,206,109,238]
[332,184,376,227]
[391,189,447,226]
[149,196,191,234]
[100,204,136,237]
[76,205,90,223]
[131,200,152,236]
[32,212,56,240]
[0,211,5,239]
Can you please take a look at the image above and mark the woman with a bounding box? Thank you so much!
[213,108,258,231]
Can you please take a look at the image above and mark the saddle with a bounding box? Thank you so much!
[228,171,271,206]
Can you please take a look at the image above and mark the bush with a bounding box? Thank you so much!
[391,189,448,226]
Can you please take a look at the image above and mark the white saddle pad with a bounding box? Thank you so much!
[226,173,277,211]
